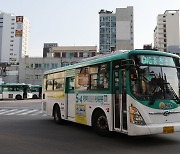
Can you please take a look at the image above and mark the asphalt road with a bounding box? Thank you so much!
[0,100,180,154]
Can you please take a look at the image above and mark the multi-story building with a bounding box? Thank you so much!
[0,11,29,64]
[49,46,97,66]
[19,46,97,85]
[154,10,180,54]
[43,43,58,57]
[99,6,134,53]
[19,57,61,85]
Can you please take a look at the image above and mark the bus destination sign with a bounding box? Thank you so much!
[140,55,175,66]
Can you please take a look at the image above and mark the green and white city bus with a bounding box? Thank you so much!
[42,50,180,136]
[0,83,32,100]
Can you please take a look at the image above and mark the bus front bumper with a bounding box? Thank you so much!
[128,122,180,136]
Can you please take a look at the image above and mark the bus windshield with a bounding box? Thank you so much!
[130,55,180,104]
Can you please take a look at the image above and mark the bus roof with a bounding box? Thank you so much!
[31,85,42,88]
[0,83,28,86]
[44,50,180,75]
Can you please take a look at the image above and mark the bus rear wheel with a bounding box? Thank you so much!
[32,94,38,99]
[16,95,22,100]
[53,105,63,124]
[93,112,109,135]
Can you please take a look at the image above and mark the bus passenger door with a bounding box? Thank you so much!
[113,70,127,132]
[65,77,75,120]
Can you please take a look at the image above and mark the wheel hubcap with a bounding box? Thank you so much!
[97,116,108,130]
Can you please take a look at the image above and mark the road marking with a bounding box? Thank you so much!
[0,109,7,113]
[5,109,29,115]
[0,109,18,115]
[18,109,38,115]
[0,108,45,116]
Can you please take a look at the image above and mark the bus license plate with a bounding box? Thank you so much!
[163,126,174,134]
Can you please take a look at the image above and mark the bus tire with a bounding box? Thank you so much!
[93,111,109,135]
[32,94,38,99]
[53,105,63,124]
[16,95,22,100]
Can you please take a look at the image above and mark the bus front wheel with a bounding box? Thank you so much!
[93,111,109,135]
[53,105,63,124]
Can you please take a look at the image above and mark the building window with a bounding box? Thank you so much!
[35,63,42,69]
[66,52,70,58]
[62,52,66,57]
[111,16,116,22]
[74,52,78,57]
[83,52,89,58]
[44,63,50,69]
[79,52,83,57]
[54,53,60,57]
[35,75,42,79]
[70,52,74,58]
[52,63,58,68]
[26,64,29,68]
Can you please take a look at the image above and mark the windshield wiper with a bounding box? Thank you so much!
[164,83,180,104]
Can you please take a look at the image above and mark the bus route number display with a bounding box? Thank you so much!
[140,55,175,66]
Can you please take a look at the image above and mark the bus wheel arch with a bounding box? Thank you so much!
[53,103,63,124]
[92,108,109,135]
[16,95,22,100]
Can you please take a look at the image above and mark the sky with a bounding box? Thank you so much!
[1,0,180,57]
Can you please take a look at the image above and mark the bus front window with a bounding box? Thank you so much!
[130,66,180,103]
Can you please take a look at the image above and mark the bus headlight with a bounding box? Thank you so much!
[129,106,146,125]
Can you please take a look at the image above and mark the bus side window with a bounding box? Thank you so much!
[46,80,53,91]
[76,67,90,91]
[54,79,64,91]
[98,63,110,90]
[90,74,98,90]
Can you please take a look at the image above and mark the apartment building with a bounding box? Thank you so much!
[99,6,134,53]
[0,11,29,64]
[154,10,180,55]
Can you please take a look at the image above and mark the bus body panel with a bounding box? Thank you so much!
[43,92,113,130]
[2,91,23,99]
[127,95,180,135]
[70,93,112,128]
[127,96,180,124]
